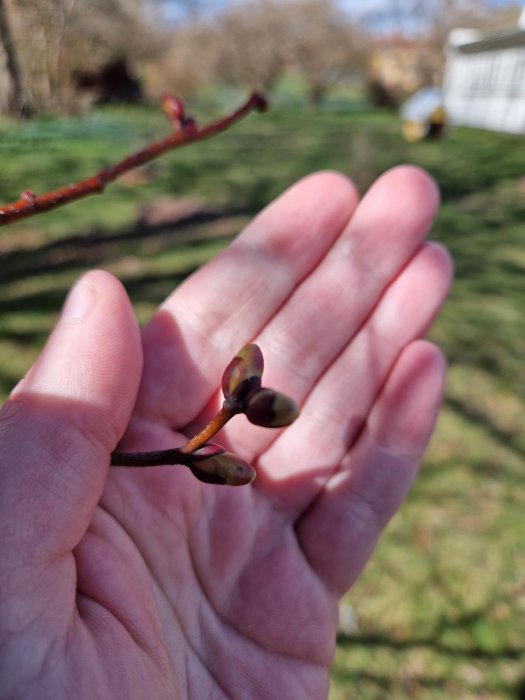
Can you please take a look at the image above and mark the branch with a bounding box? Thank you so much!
[0,92,268,226]
[110,343,300,487]
[111,443,257,487]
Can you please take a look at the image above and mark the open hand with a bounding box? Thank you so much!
[0,167,452,699]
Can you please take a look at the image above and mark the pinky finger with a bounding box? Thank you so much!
[296,340,446,597]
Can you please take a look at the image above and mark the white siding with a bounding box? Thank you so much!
[444,44,525,134]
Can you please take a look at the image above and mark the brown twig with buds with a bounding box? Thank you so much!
[111,344,299,486]
[0,92,268,226]
[0,95,295,485]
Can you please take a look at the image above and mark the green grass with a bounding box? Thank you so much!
[0,102,524,698]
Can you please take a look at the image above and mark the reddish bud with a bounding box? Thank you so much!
[189,444,256,486]
[245,388,299,428]
[222,343,264,402]
[162,95,185,124]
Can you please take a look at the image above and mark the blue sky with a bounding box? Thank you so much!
[337,0,524,19]
[339,0,524,33]
[340,0,523,8]
[168,0,524,10]
[163,0,524,25]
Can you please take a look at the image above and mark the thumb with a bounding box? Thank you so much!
[0,270,142,568]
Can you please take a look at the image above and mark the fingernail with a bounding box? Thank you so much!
[61,278,96,321]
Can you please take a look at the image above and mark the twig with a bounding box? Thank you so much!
[110,343,299,486]
[111,404,236,466]
[111,446,193,468]
[0,92,268,226]
[111,443,257,486]
[179,404,236,454]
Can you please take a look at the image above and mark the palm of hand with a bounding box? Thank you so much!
[0,169,451,699]
[85,451,334,699]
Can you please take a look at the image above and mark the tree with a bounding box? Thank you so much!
[360,0,522,45]
[213,0,286,93]
[146,20,217,101]
[180,0,364,105]
[285,0,364,106]
[0,0,29,115]
[421,0,522,83]
[3,0,162,114]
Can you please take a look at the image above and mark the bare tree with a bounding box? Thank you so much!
[421,0,522,83]
[284,0,364,106]
[213,0,286,93]
[148,20,217,100]
[362,0,521,45]
[138,0,367,107]
[5,0,162,114]
[187,0,364,105]
[0,0,29,115]
[425,0,496,46]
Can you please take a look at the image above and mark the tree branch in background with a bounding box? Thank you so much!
[0,92,268,226]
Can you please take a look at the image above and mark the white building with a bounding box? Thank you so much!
[444,10,525,134]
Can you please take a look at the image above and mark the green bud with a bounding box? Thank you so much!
[189,444,256,486]
[222,343,264,402]
[245,388,300,428]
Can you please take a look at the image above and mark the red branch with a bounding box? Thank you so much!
[0,93,268,226]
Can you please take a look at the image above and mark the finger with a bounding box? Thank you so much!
[296,340,446,596]
[135,171,359,425]
[245,240,452,484]
[147,166,439,449]
[139,167,439,442]
[254,165,440,404]
[0,270,142,568]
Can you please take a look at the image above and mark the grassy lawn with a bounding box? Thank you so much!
[0,100,524,698]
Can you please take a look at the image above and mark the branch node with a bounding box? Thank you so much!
[22,190,36,204]
[162,94,186,126]
[252,93,270,113]
[181,117,198,136]
[96,174,107,193]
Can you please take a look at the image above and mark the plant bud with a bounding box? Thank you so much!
[245,389,299,428]
[222,343,264,402]
[189,444,256,486]
[162,94,185,123]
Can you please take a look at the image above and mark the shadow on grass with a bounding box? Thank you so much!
[515,676,525,700]
[337,627,522,662]
[0,202,248,397]
[336,588,525,695]
[444,396,525,460]
[0,204,248,288]
[0,270,192,317]
[335,629,522,696]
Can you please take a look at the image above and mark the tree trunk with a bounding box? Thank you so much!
[307,82,326,108]
[0,0,30,116]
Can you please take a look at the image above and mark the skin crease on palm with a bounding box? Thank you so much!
[0,166,452,699]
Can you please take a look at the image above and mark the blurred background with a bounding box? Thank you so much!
[1,0,524,697]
